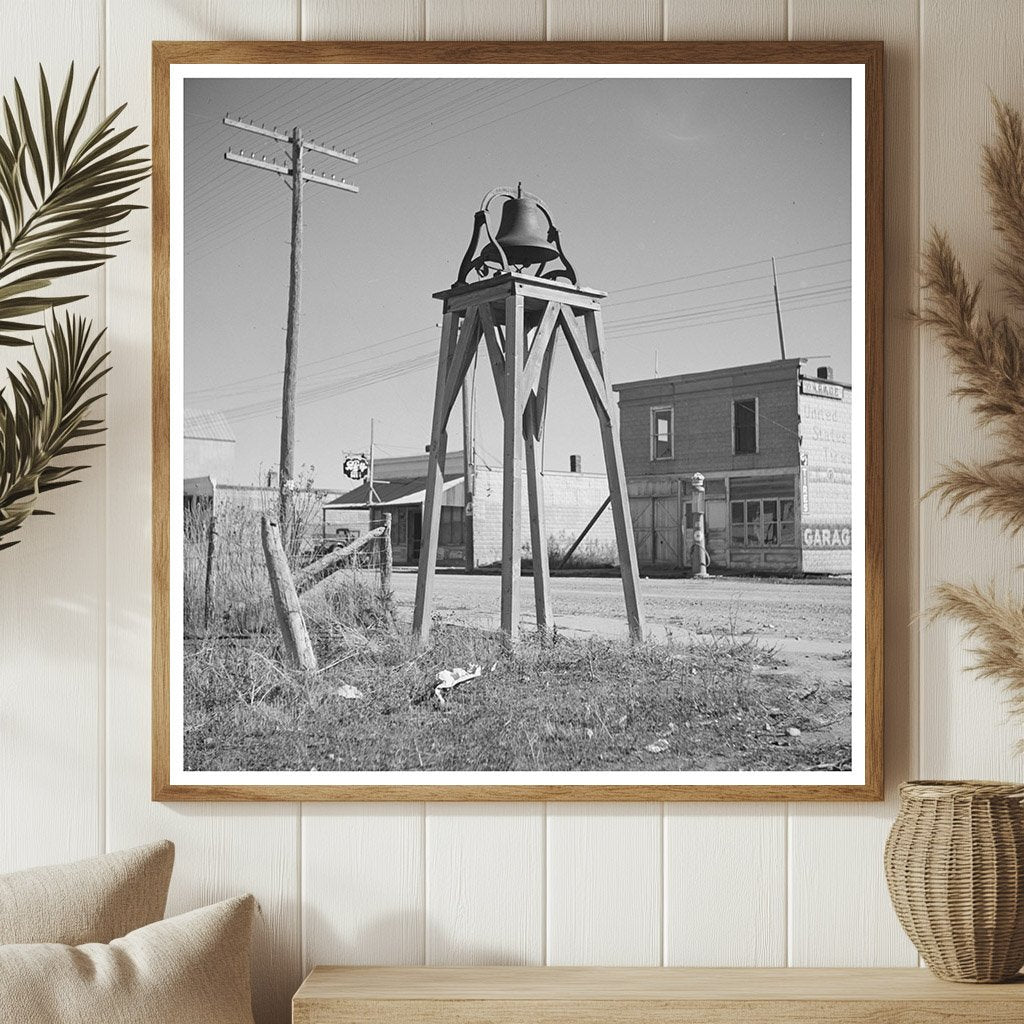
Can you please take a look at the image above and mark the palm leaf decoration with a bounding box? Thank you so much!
[0,64,148,347]
[0,313,109,550]
[0,64,146,550]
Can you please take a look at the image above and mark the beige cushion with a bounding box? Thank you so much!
[0,840,174,945]
[0,894,256,1024]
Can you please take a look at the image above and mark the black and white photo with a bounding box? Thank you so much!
[155,45,882,799]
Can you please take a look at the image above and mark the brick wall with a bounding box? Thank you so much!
[614,358,802,480]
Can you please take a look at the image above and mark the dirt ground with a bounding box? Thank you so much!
[390,568,853,754]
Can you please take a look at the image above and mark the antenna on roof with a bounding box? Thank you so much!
[771,256,787,360]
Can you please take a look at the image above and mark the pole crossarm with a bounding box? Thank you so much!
[303,138,359,164]
[223,116,359,164]
[223,116,292,143]
[224,150,359,192]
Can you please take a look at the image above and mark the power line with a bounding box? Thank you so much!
[602,257,851,310]
[610,241,850,296]
[185,321,438,395]
[185,82,599,263]
[213,290,851,428]
[189,251,851,399]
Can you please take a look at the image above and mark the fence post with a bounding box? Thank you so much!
[380,512,394,616]
[261,514,317,671]
[203,513,218,629]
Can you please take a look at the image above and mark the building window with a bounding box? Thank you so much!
[650,407,673,460]
[438,505,465,546]
[730,498,795,547]
[733,398,757,454]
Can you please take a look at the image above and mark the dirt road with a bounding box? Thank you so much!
[391,568,851,648]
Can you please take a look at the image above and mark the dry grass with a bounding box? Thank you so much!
[183,622,851,773]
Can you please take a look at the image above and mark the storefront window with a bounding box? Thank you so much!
[731,497,795,547]
[762,499,779,545]
[780,499,795,545]
[745,499,761,546]
[730,501,745,547]
[439,505,465,546]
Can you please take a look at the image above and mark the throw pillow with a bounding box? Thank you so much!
[0,894,256,1024]
[0,840,174,945]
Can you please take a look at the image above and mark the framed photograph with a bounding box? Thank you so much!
[153,41,883,801]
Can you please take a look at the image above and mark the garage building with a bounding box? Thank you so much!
[613,357,853,574]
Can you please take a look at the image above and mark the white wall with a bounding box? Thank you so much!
[3,2,1023,1022]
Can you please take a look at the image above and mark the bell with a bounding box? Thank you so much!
[480,195,560,268]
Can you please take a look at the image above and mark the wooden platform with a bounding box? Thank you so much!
[293,966,1024,1022]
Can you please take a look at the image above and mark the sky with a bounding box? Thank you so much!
[182,75,852,487]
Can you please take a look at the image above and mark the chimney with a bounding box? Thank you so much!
[569,455,583,473]
[816,365,834,380]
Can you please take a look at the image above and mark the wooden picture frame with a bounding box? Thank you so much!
[153,41,883,801]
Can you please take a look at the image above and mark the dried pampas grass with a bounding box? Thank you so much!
[921,99,1024,720]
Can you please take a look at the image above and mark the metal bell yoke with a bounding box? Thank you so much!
[454,183,578,287]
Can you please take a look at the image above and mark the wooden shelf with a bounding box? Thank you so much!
[293,966,1024,1023]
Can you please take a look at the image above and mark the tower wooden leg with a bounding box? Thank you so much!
[413,311,459,643]
[583,310,646,642]
[500,295,525,640]
[523,394,552,633]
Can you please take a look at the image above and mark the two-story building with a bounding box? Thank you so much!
[613,358,852,574]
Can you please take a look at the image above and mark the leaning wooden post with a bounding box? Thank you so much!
[203,512,218,630]
[380,512,394,616]
[261,514,317,671]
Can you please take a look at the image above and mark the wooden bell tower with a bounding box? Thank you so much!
[412,271,645,643]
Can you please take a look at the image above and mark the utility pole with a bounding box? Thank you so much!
[367,418,381,507]
[771,255,787,360]
[223,116,358,550]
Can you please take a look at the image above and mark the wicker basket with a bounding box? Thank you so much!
[885,780,1024,982]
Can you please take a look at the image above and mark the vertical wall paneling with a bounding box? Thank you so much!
[663,0,786,40]
[918,0,1024,780]
[657,2,788,969]
[547,0,663,41]
[546,803,662,964]
[425,0,545,41]
[103,4,301,1022]
[302,804,426,970]
[664,805,786,965]
[302,1,426,40]
[424,803,545,964]
[786,0,921,968]
[299,0,427,994]
[0,0,106,876]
